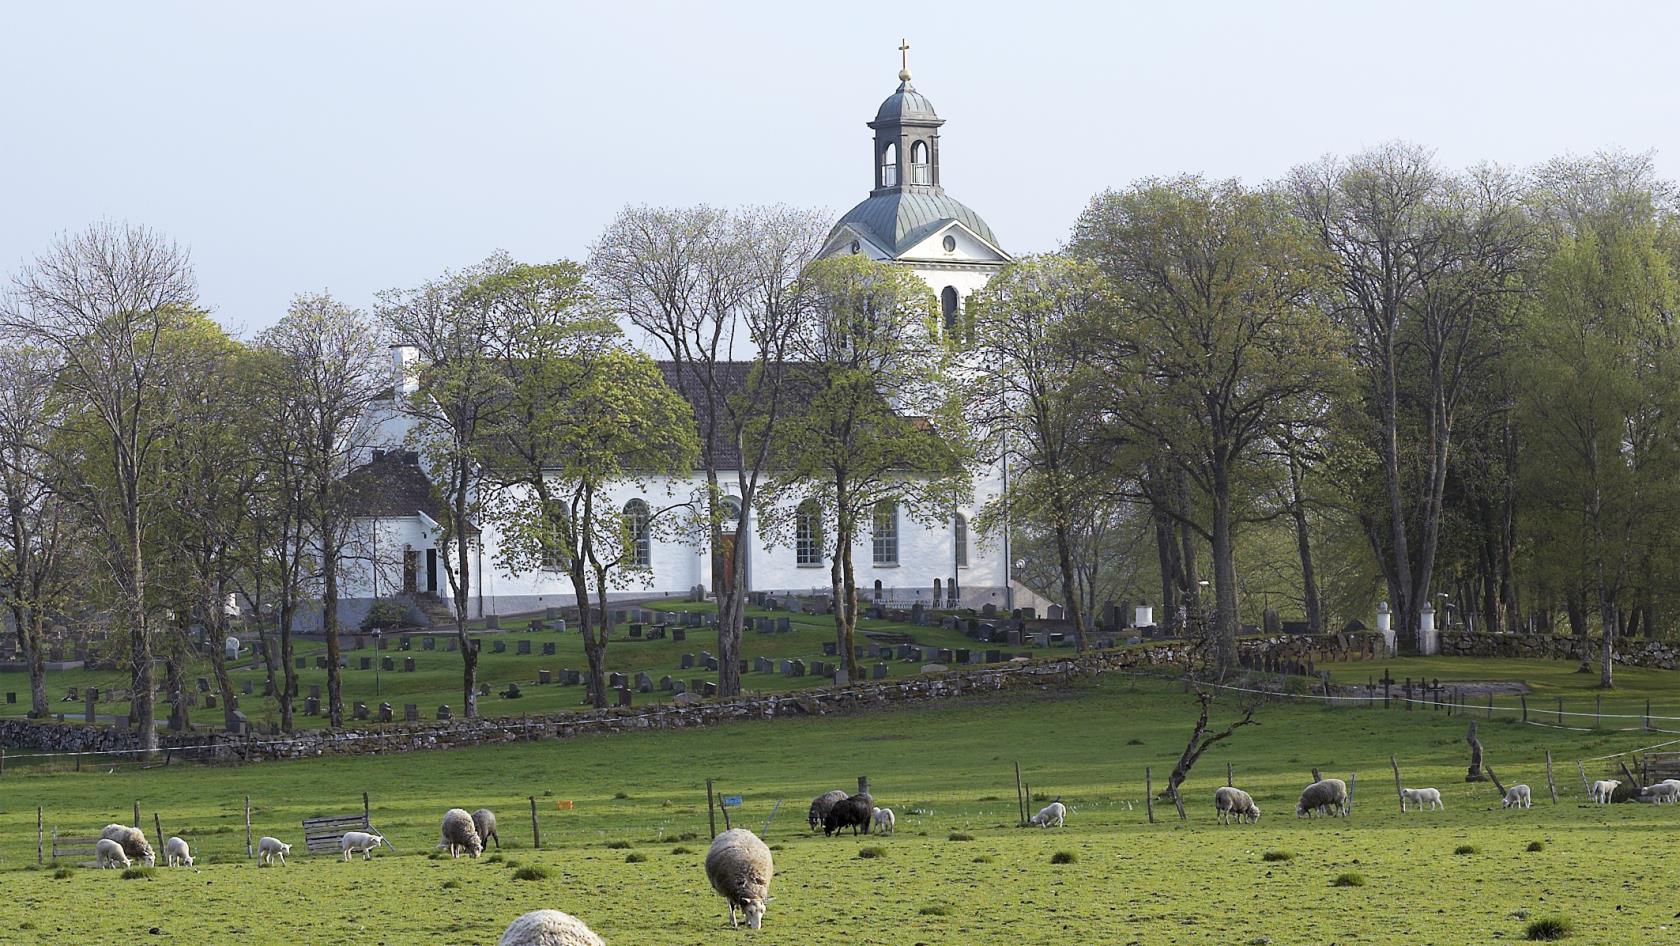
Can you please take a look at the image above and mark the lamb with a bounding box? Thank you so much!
[95,837,131,869]
[808,790,849,831]
[257,836,291,866]
[1214,786,1260,825]
[1640,781,1679,805]
[163,836,194,867]
[870,807,896,835]
[1296,778,1349,818]
[440,807,483,858]
[340,830,387,861]
[101,823,156,866]
[497,909,606,946]
[704,828,774,930]
[1591,779,1621,804]
[473,808,500,849]
[1501,784,1532,809]
[1029,801,1067,828]
[1401,787,1444,811]
[822,792,874,836]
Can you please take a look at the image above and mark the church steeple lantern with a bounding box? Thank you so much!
[869,39,944,197]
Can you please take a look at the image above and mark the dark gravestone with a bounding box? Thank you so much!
[437,704,451,720]
[616,688,633,707]
[659,675,673,691]
[242,680,254,695]
[609,672,627,689]
[353,701,369,720]
[703,655,719,672]
[822,641,837,657]
[636,672,653,693]
[445,637,458,652]
[702,681,718,697]
[671,679,687,695]
[421,636,436,651]
[295,656,306,670]
[315,656,327,669]
[564,669,582,686]
[398,637,411,650]
[872,662,888,679]
[542,642,556,656]
[629,623,643,639]
[379,702,393,723]
[304,696,320,716]
[790,659,806,677]
[982,602,997,618]
[680,653,695,670]
[776,617,792,633]
[493,640,506,653]
[672,627,686,642]
[382,656,395,672]
[780,659,794,675]
[690,678,706,694]
[360,657,372,670]
[403,657,416,672]
[262,679,275,697]
[309,684,322,700]
[911,602,925,625]
[485,614,501,630]
[755,656,774,673]
[196,677,210,693]
[404,703,419,722]
[84,693,96,723]
[538,670,552,684]
[517,640,532,655]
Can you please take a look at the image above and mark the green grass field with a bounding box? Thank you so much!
[3,660,1680,944]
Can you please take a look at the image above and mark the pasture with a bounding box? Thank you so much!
[2,665,1678,943]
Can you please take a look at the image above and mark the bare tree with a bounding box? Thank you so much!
[590,205,826,696]
[2,222,197,750]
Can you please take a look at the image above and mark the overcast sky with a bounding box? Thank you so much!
[4,1,1678,334]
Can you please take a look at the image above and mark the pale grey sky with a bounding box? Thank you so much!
[4,1,1677,333]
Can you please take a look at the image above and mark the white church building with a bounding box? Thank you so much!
[333,61,1013,627]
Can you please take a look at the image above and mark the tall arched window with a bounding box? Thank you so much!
[872,501,898,566]
[910,141,930,184]
[624,499,651,568]
[941,286,960,336]
[880,142,898,187]
[795,499,822,566]
[953,513,968,568]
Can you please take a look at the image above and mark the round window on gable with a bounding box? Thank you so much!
[942,234,957,253]
[850,239,861,255]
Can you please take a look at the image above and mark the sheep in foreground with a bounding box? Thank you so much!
[1501,784,1532,809]
[871,807,896,835]
[163,836,194,867]
[257,836,291,866]
[1214,786,1260,825]
[440,807,483,858]
[808,790,849,831]
[95,838,130,869]
[1296,778,1349,818]
[100,823,156,866]
[823,792,874,836]
[340,831,387,861]
[705,828,773,930]
[1029,801,1067,828]
[1401,787,1444,811]
[1591,779,1621,804]
[1640,782,1679,805]
[497,909,605,946]
[473,808,500,849]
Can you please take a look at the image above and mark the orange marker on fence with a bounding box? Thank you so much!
[555,800,573,811]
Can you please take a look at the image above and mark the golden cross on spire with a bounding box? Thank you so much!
[898,38,912,81]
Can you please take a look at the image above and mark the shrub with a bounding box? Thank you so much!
[1261,850,1293,863]
[1526,841,1545,852]
[1454,844,1478,856]
[671,846,693,855]
[625,853,648,863]
[512,865,550,881]
[359,598,411,632]
[858,846,887,859]
[604,840,632,850]
[972,854,994,864]
[1126,737,1145,746]
[120,867,154,880]
[613,791,629,800]
[1331,872,1366,887]
[440,880,460,890]
[919,904,951,916]
[675,831,699,841]
[500,859,521,870]
[52,868,73,880]
[948,832,974,841]
[484,854,503,864]
[1525,915,1574,940]
[1050,851,1078,865]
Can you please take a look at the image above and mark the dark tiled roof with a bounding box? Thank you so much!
[657,360,757,470]
[342,450,452,522]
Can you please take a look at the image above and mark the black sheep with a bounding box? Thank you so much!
[823,792,874,836]
[808,790,849,831]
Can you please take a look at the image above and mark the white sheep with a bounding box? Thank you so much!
[1296,778,1349,818]
[1029,801,1066,827]
[498,909,605,946]
[340,830,387,861]
[1640,782,1679,805]
[100,823,156,866]
[1501,784,1532,809]
[1401,787,1444,811]
[1591,779,1621,804]
[163,836,194,867]
[705,828,773,930]
[95,837,130,869]
[440,807,483,858]
[472,808,500,849]
[257,836,291,866]
[870,807,896,835]
[1214,786,1260,824]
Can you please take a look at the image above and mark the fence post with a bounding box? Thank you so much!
[153,812,164,860]
[1014,761,1026,826]
[1595,694,1601,729]
[529,796,541,849]
[133,801,140,828]
[36,806,42,865]
[1227,762,1234,787]
[1145,767,1155,824]
[1348,772,1357,812]
[1390,755,1404,812]
[1487,692,1493,719]
[1557,697,1563,726]
[1520,695,1528,722]
[1544,751,1558,804]
[1170,784,1186,822]
[244,796,252,858]
[706,779,717,839]
[1646,700,1652,733]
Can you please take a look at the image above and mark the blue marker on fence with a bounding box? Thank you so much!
[722,795,743,808]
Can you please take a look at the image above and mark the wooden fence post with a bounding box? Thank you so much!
[1576,761,1591,795]
[1348,772,1357,813]
[1226,762,1233,787]
[529,796,541,849]
[1557,697,1563,726]
[858,775,869,796]
[153,812,164,860]
[1595,694,1601,729]
[363,792,370,825]
[1014,761,1026,826]
[1145,767,1155,824]
[1646,700,1652,733]
[37,806,42,865]
[706,779,717,839]
[1483,765,1507,797]
[1487,693,1493,719]
[1544,751,1558,804]
[1520,695,1528,722]
[133,800,140,828]
[1390,755,1405,812]
[1170,785,1186,822]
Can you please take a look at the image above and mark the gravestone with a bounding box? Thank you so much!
[493,640,506,653]
[636,672,653,693]
[84,692,96,724]
[545,607,560,620]
[616,688,633,707]
[822,641,837,657]
[538,670,551,684]
[305,696,320,716]
[315,656,327,669]
[242,680,253,695]
[445,637,458,652]
[295,656,306,670]
[671,679,686,695]
[702,681,718,697]
[382,656,395,671]
[263,679,275,697]
[403,657,416,672]
[360,657,372,670]
[629,623,643,639]
[659,675,673,691]
[872,662,888,679]
[955,648,970,664]
[502,683,522,699]
[353,701,369,720]
[790,659,806,677]
[437,704,451,720]
[703,655,719,671]
[911,602,925,625]
[564,669,582,686]
[379,702,393,723]
[680,653,695,670]
[776,617,792,633]
[780,658,794,675]
[609,672,627,689]
[398,637,411,650]
[421,636,436,651]
[404,703,419,722]
[648,625,666,640]
[196,677,210,693]
[517,640,532,655]
[672,627,686,642]
[485,614,501,630]
[755,656,774,673]
[542,642,556,656]
[982,603,997,618]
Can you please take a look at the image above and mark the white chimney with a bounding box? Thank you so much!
[391,344,420,397]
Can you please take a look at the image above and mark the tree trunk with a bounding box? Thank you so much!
[1287,453,1321,634]
[278,601,296,732]
[1378,339,1416,654]
[452,489,478,719]
[1210,463,1238,672]
[205,583,239,731]
[1566,588,1587,639]
[571,565,607,709]
[1465,720,1485,782]
[714,477,745,698]
[1052,510,1087,653]
[27,610,48,718]
[323,536,343,728]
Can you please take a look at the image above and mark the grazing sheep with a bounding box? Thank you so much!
[163,836,193,867]
[1591,779,1621,804]
[704,828,774,930]
[100,823,156,866]
[1296,778,1349,818]
[822,792,874,836]
[440,807,483,858]
[1214,786,1260,825]
[1029,801,1068,828]
[1501,784,1532,809]
[95,838,130,869]
[807,790,849,831]
[1640,782,1679,805]
[340,831,387,861]
[497,909,606,946]
[472,808,500,849]
[257,836,291,866]
[1401,787,1445,811]
[870,807,896,835]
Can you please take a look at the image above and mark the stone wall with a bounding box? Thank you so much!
[1440,630,1680,670]
[0,632,1387,764]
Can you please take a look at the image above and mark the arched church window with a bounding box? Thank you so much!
[624,499,651,568]
[795,499,823,566]
[941,286,960,336]
[911,141,930,184]
[880,142,898,187]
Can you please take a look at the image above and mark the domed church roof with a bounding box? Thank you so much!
[832,191,1000,258]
